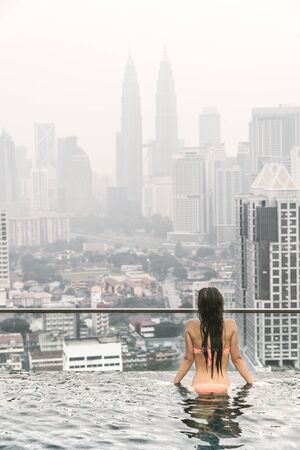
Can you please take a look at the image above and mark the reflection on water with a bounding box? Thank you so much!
[177,384,252,449]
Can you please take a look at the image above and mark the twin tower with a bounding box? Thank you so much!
[116,52,180,214]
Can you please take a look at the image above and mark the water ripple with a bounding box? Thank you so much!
[0,371,299,449]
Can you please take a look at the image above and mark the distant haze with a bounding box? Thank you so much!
[0,0,300,176]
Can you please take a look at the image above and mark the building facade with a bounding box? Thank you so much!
[250,106,300,174]
[63,338,122,372]
[237,142,252,194]
[215,159,241,244]
[151,52,179,177]
[91,286,109,335]
[0,211,9,301]
[43,304,78,340]
[116,56,143,213]
[236,163,300,368]
[0,131,18,213]
[9,215,70,247]
[172,151,206,235]
[142,177,173,219]
[57,136,94,214]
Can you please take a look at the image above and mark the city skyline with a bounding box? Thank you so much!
[1,0,300,176]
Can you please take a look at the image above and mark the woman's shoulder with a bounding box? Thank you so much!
[185,318,236,326]
[224,318,236,328]
[185,318,200,329]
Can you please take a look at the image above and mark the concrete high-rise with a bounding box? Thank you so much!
[32,169,49,210]
[57,136,93,214]
[203,143,226,240]
[15,146,32,215]
[116,56,143,214]
[249,106,300,175]
[0,131,18,210]
[34,124,57,211]
[215,158,241,244]
[236,163,300,369]
[152,52,179,177]
[237,142,251,194]
[0,211,9,307]
[171,151,206,236]
[199,107,221,147]
[143,177,173,219]
[34,124,56,168]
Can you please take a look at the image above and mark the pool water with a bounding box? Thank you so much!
[1,370,300,449]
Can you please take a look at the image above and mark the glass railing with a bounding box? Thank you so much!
[0,308,299,373]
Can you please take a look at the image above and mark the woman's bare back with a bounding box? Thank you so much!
[186,318,235,386]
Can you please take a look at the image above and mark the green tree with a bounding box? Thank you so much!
[0,318,30,339]
[21,254,62,283]
[154,322,182,338]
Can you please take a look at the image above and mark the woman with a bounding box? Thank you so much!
[172,287,253,394]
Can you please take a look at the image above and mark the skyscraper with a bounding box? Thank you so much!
[249,106,300,175]
[143,177,173,219]
[237,142,251,194]
[236,163,300,368]
[215,158,241,244]
[203,143,226,240]
[32,169,49,210]
[34,124,57,211]
[0,131,18,210]
[172,151,206,236]
[34,124,56,168]
[152,52,179,177]
[116,56,143,214]
[15,146,32,215]
[199,107,221,147]
[57,136,93,214]
[0,211,9,305]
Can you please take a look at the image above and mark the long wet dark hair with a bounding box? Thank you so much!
[197,287,224,377]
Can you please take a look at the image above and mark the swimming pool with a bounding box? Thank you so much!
[1,370,299,449]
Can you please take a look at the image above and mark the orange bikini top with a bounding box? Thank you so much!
[193,346,230,366]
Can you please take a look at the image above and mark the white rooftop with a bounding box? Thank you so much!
[64,338,100,347]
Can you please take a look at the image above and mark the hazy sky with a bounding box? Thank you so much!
[1,0,300,177]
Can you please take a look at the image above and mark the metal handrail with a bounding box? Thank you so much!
[0,308,300,314]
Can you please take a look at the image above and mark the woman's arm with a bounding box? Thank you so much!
[172,322,194,384]
[230,320,254,384]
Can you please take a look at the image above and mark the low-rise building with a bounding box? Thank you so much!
[10,291,52,308]
[39,333,64,352]
[0,333,24,371]
[29,350,63,371]
[129,317,158,339]
[103,273,159,299]
[63,338,122,372]
[0,354,22,371]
